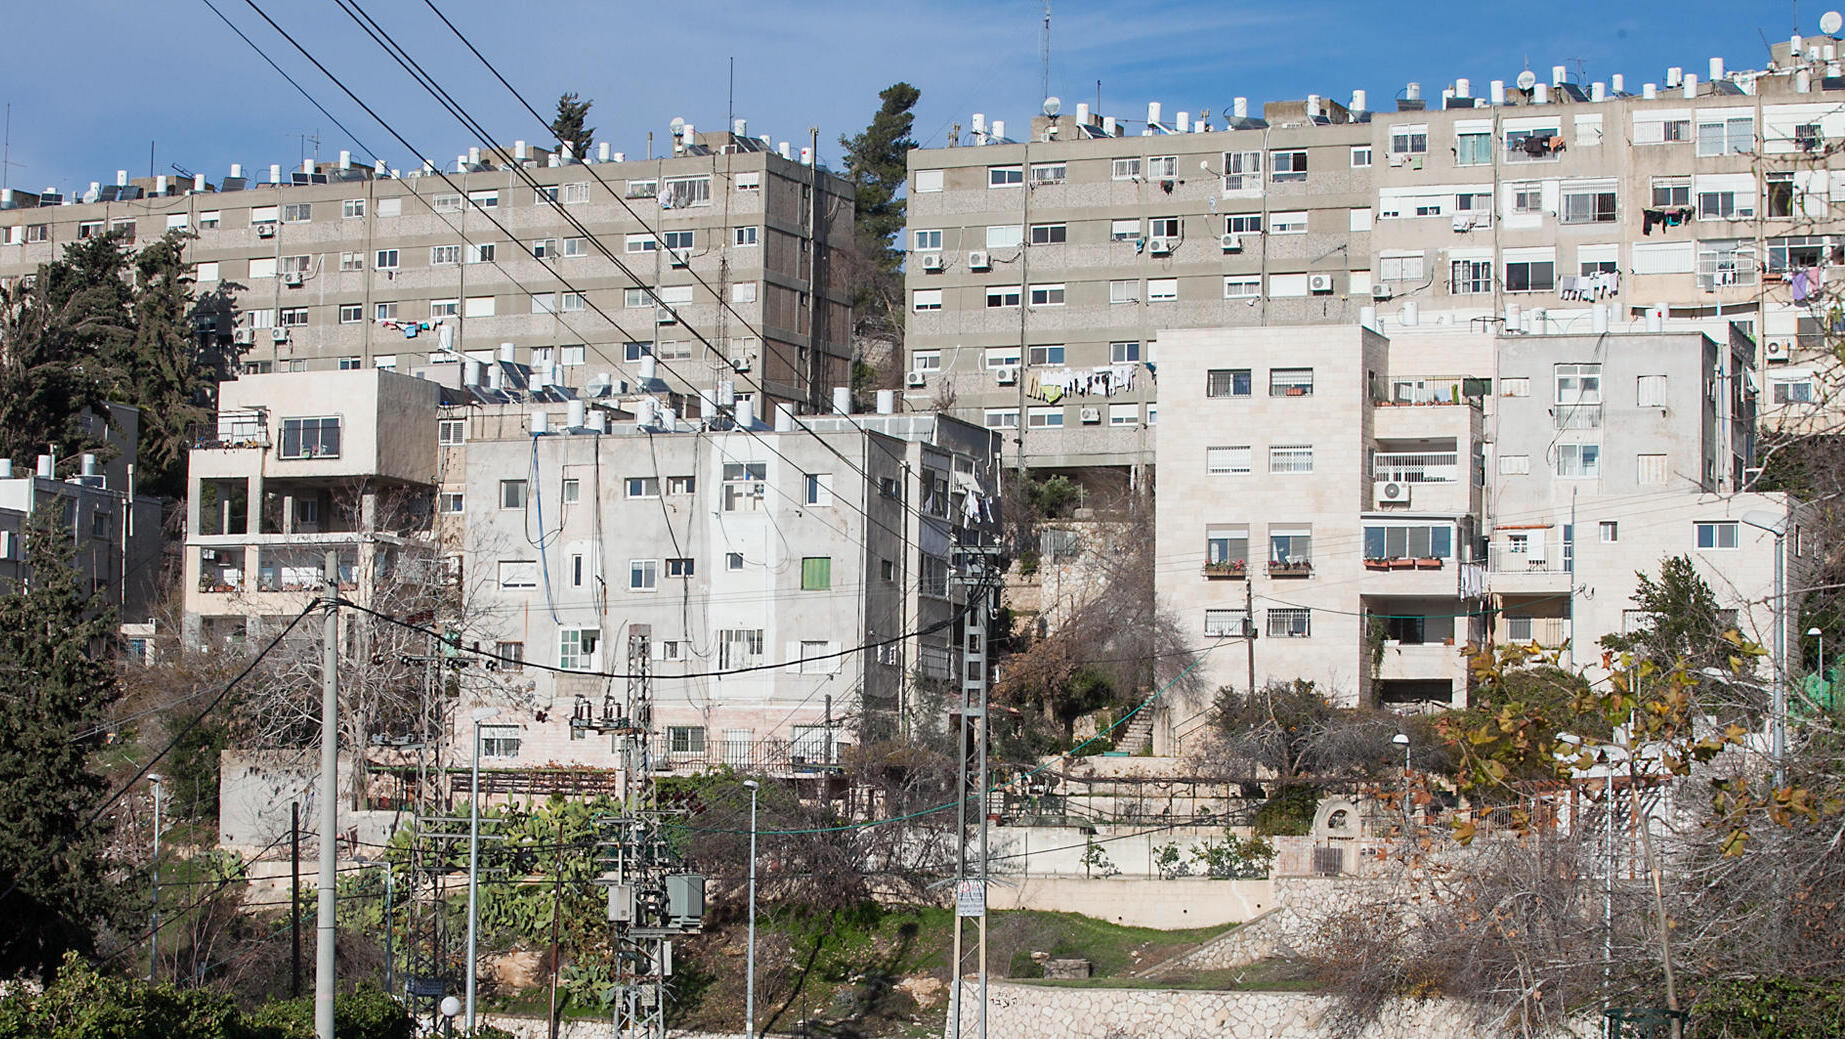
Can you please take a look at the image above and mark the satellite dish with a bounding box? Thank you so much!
[584,373,612,398]
[668,117,687,136]
[1042,96,1061,117]
[1823,10,1842,35]
[1516,70,1538,91]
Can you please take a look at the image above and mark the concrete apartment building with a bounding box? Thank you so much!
[1154,323,1800,748]
[0,124,854,416]
[905,36,1845,469]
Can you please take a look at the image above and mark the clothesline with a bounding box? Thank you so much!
[1025,363,1144,403]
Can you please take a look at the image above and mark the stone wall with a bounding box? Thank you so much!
[989,875,1272,929]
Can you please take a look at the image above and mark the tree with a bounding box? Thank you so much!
[549,93,594,158]
[1601,555,1741,676]
[838,83,920,339]
[0,505,129,977]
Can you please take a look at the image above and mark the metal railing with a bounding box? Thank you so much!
[1370,376,1482,405]
[1372,452,1460,483]
[649,735,847,776]
[1553,403,1603,429]
[1487,541,1572,574]
[1504,616,1571,646]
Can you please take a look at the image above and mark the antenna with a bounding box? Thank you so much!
[1516,70,1538,91]
[1042,96,1061,117]
[1823,10,1843,34]
[1040,1,1052,103]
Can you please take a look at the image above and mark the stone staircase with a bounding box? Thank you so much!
[1112,706,1157,755]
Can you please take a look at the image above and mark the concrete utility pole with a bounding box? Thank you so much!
[148,775,163,983]
[316,551,339,1039]
[949,546,998,1039]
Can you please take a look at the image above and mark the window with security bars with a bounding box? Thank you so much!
[1207,369,1252,398]
[1204,609,1250,637]
[1450,260,1492,294]
[1268,445,1314,474]
[668,726,706,755]
[717,629,764,669]
[480,726,521,758]
[1267,608,1311,638]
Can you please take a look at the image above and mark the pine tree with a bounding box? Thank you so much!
[549,93,594,158]
[0,504,127,977]
[123,231,223,498]
[1600,554,1734,672]
[839,82,921,275]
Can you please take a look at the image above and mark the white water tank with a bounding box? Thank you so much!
[529,410,550,435]
[1591,304,1610,334]
[567,399,587,430]
[876,389,896,414]
[832,387,852,415]
[775,403,796,433]
[1400,301,1419,326]
[735,398,756,429]
[1359,305,1378,329]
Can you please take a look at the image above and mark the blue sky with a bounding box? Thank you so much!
[0,1,1821,193]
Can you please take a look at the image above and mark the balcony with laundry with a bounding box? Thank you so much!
[1486,526,1572,594]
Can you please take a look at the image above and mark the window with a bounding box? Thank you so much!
[498,560,537,588]
[1111,341,1141,363]
[1599,521,1619,543]
[249,257,277,280]
[1206,446,1252,474]
[1636,374,1667,407]
[1270,150,1308,182]
[1456,132,1493,165]
[1700,188,1756,220]
[275,307,307,328]
[1028,284,1065,306]
[1556,363,1602,404]
[1269,211,1308,234]
[281,203,311,223]
[1269,444,1314,473]
[436,491,464,515]
[984,409,1019,429]
[1269,369,1314,396]
[1557,443,1601,477]
[339,304,363,324]
[984,347,1021,368]
[279,417,340,459]
[1698,116,1754,157]
[1450,259,1492,294]
[625,233,658,254]
[629,559,658,591]
[1108,403,1139,425]
[1637,454,1668,484]
[913,351,941,372]
[912,229,942,252]
[1223,214,1263,236]
[500,479,527,509]
[1506,125,1561,161]
[338,251,364,272]
[1498,453,1530,475]
[374,249,398,270]
[430,193,464,214]
[479,725,521,758]
[1772,375,1815,404]
[1111,157,1142,180]
[722,462,767,511]
[76,220,104,240]
[1149,216,1181,239]
[617,476,659,500]
[374,302,398,321]
[986,285,1022,308]
[532,238,559,260]
[718,629,765,669]
[1698,239,1758,289]
[1362,523,1453,561]
[438,418,466,445]
[1653,176,1692,207]
[560,345,585,366]
[1144,155,1178,179]
[668,726,706,755]
[986,224,1023,249]
[1379,254,1425,282]
[913,169,943,193]
[464,296,495,318]
[429,299,459,319]
[1029,223,1066,245]
[1505,259,1556,292]
[1207,369,1252,398]
[1028,345,1064,366]
[1224,150,1262,189]
[801,557,832,590]
[1147,278,1178,302]
[1030,162,1066,185]
[1350,146,1373,168]
[1110,218,1140,242]
[1027,407,1064,428]
[1204,609,1250,637]
[559,628,600,671]
[1110,279,1138,304]
[1696,521,1740,549]
[561,478,581,503]
[662,230,694,254]
[430,244,461,265]
[1390,124,1428,154]
[1267,608,1311,638]
[1206,526,1249,567]
[804,473,834,506]
[726,552,745,571]
[1562,187,1618,224]
[988,165,1023,187]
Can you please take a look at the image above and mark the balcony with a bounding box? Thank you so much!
[1553,403,1602,430]
[1376,641,1468,684]
[1202,561,1249,579]
[1373,452,1459,484]
[1487,537,1571,594]
[1370,376,1485,407]
[194,409,270,450]
[1267,560,1314,578]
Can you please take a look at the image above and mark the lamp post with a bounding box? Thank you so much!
[1808,626,1824,686]
[1390,732,1411,842]
[464,707,501,1032]
[148,774,163,983]
[1741,510,1788,786]
[742,779,760,1039]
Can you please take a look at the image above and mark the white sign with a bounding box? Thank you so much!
[955,879,986,917]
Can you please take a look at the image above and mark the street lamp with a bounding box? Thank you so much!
[439,995,461,1037]
[464,707,501,1032]
[742,779,760,1039]
[1740,510,1788,786]
[1808,626,1824,685]
[148,774,163,983]
[1390,733,1411,839]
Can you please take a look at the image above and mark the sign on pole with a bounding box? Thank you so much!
[955,879,986,917]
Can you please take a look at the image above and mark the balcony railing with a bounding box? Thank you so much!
[650,735,847,776]
[1372,452,1460,483]
[1553,403,1603,430]
[1371,376,1485,406]
[1488,541,1572,574]
[1504,616,1572,647]
[195,410,269,449]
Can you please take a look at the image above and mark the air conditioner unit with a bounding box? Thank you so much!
[1372,283,1395,301]
[905,370,927,388]
[1147,237,1173,255]
[995,366,1018,385]
[233,327,254,345]
[1374,480,1412,507]
[656,307,677,324]
[283,272,304,287]
[730,357,750,372]
[967,250,991,270]
[1220,233,1243,253]
[1308,274,1336,295]
[270,327,290,343]
[255,223,276,238]
[1765,340,1790,363]
[920,252,945,271]
[1079,407,1101,424]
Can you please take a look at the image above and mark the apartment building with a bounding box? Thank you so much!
[1154,324,1799,751]
[446,398,1000,777]
[906,34,1845,469]
[0,124,854,415]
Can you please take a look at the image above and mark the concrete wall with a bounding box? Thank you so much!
[989,875,1271,929]
[217,749,408,852]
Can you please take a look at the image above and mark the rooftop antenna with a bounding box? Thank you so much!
[727,56,735,132]
[1823,10,1843,34]
[1041,0,1051,102]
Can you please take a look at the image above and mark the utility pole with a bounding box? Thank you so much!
[316,551,340,1039]
[1245,580,1257,696]
[148,775,163,983]
[948,545,997,1039]
[292,801,302,999]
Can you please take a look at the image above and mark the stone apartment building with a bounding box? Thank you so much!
[905,35,1845,470]
[1154,323,1802,748]
[0,123,854,417]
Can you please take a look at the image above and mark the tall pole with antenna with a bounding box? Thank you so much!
[1040,2,1052,101]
